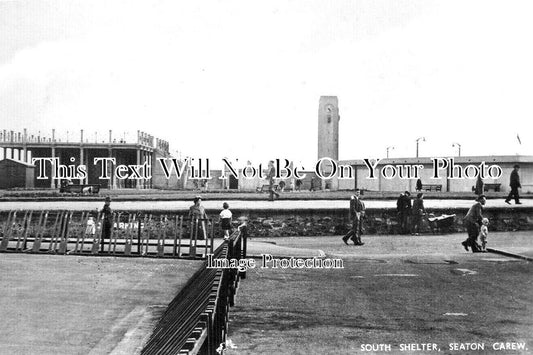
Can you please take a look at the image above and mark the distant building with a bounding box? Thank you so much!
[0,129,172,189]
[0,158,35,189]
[337,156,533,193]
[315,97,532,193]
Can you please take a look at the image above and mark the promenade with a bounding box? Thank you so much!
[0,198,531,211]
[228,231,533,354]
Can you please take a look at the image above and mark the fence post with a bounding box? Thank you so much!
[241,225,247,279]
[137,214,142,255]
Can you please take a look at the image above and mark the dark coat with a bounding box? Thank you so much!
[350,196,365,219]
[510,170,521,188]
[412,198,425,216]
[397,194,412,214]
[475,176,484,195]
[464,202,483,225]
[100,204,113,223]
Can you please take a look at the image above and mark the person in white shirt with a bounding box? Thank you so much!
[219,202,232,240]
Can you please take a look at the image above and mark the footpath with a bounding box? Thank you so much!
[244,231,533,261]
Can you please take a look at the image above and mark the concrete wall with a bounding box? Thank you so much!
[100,206,531,237]
[217,206,533,237]
[152,152,182,190]
[183,170,226,190]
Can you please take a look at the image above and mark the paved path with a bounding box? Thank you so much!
[246,231,533,259]
[0,199,531,211]
[250,231,533,259]
[228,232,533,354]
[0,254,202,354]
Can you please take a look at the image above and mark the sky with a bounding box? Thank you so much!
[1,0,532,169]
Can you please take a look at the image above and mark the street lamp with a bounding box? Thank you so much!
[415,137,426,158]
[386,146,395,158]
[452,142,462,157]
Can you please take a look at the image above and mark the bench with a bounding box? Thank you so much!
[421,184,442,192]
[484,183,501,192]
[60,184,100,194]
[471,183,502,193]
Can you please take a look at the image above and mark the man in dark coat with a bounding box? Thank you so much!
[462,195,486,253]
[397,191,412,234]
[474,175,484,196]
[266,160,280,201]
[416,179,423,192]
[189,196,209,240]
[505,165,522,205]
[342,189,366,246]
[100,197,113,252]
[411,193,426,235]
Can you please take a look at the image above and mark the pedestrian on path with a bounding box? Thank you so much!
[479,217,489,252]
[267,160,280,201]
[219,202,232,240]
[188,196,209,240]
[342,188,365,246]
[100,197,113,252]
[416,178,423,192]
[505,165,522,205]
[397,191,412,234]
[474,175,484,196]
[411,193,426,235]
[462,195,486,253]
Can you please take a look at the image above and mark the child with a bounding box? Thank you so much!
[479,217,489,252]
[219,202,232,240]
[86,216,96,238]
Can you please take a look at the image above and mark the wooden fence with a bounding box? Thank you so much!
[0,210,218,259]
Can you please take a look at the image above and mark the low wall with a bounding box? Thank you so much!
[227,207,533,238]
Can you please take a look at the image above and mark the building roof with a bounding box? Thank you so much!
[0,158,36,168]
[339,155,533,166]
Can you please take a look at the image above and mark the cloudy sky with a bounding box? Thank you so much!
[1,0,532,168]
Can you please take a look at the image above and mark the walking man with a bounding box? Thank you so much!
[462,194,486,253]
[505,165,522,205]
[188,196,209,240]
[267,160,280,201]
[342,188,366,246]
[411,193,426,235]
[474,175,485,196]
[100,197,113,252]
[397,191,412,234]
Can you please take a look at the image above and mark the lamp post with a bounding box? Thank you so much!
[415,137,426,158]
[386,146,395,158]
[452,142,462,157]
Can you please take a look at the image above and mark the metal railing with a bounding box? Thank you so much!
[141,225,247,355]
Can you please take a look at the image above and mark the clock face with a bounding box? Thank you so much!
[325,104,334,113]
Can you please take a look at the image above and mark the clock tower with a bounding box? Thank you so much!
[317,96,340,189]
